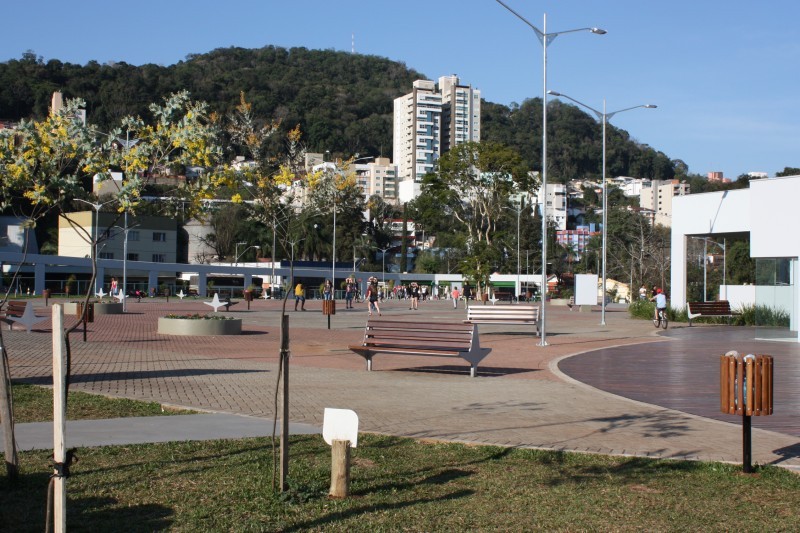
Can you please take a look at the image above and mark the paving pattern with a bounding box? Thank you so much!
[4,297,799,470]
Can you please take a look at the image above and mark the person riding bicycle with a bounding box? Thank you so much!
[650,288,667,319]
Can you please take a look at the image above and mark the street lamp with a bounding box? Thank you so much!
[503,203,523,302]
[74,198,117,292]
[235,245,260,266]
[690,236,726,301]
[234,242,247,266]
[547,91,655,324]
[378,246,390,286]
[496,0,605,345]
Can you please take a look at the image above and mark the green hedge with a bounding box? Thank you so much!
[628,300,790,327]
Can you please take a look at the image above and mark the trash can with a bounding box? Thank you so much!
[76,302,95,323]
[720,352,773,416]
[720,351,773,472]
[322,300,336,316]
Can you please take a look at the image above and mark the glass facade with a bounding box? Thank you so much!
[755,258,797,341]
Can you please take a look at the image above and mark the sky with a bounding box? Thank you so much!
[3,0,799,179]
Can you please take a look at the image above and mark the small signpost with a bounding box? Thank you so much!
[323,408,359,498]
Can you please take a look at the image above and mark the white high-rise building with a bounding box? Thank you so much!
[393,76,480,200]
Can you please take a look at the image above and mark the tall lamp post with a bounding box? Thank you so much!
[547,91,656,325]
[235,245,260,265]
[496,0,605,346]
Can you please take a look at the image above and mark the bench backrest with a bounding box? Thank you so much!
[361,319,475,352]
[688,300,732,314]
[466,305,539,321]
[6,302,27,314]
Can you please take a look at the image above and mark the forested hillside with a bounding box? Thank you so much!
[0,46,676,182]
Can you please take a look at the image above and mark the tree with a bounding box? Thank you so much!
[0,92,223,492]
[424,141,530,246]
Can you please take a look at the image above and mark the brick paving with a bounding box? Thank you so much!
[4,297,799,470]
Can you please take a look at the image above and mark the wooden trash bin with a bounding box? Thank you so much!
[322,300,336,316]
[720,352,773,472]
[76,302,94,323]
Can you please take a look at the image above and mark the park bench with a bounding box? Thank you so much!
[463,304,541,337]
[0,301,28,330]
[687,300,740,326]
[348,319,492,377]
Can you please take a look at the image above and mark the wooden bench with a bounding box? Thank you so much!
[348,319,492,377]
[0,302,28,330]
[687,300,739,326]
[464,305,541,337]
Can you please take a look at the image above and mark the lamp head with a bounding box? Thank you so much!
[590,28,607,35]
[547,90,562,96]
[645,104,658,109]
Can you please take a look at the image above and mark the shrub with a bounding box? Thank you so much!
[164,313,235,320]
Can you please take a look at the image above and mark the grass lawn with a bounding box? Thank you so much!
[3,384,798,530]
[10,383,195,423]
[1,434,798,532]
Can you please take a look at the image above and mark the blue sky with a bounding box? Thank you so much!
[3,0,798,178]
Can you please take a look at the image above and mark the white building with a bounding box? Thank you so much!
[529,182,568,231]
[393,75,480,202]
[671,175,800,342]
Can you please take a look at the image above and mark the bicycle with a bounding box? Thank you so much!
[653,308,668,329]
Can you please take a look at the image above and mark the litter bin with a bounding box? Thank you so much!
[76,302,95,323]
[720,351,773,472]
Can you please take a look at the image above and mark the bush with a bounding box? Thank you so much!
[733,304,790,327]
[628,300,685,322]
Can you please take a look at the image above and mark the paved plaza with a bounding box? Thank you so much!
[3,296,799,471]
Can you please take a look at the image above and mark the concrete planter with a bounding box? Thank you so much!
[94,303,124,315]
[158,317,242,336]
[550,298,571,306]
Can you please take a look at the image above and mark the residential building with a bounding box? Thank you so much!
[59,211,178,264]
[354,157,398,201]
[530,182,568,231]
[639,179,690,227]
[393,75,480,201]
[556,225,600,259]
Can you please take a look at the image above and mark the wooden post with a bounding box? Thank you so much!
[279,314,289,492]
[52,304,67,532]
[0,339,19,479]
[329,439,351,498]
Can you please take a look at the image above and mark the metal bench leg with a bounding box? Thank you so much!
[470,364,477,378]
[366,357,373,372]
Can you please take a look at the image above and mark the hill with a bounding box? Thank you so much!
[0,46,675,181]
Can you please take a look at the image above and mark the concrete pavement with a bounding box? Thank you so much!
[3,297,798,471]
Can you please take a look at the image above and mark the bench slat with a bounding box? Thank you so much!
[348,319,491,377]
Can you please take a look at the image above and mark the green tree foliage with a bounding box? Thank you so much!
[424,141,530,246]
[0,47,423,160]
[3,47,678,183]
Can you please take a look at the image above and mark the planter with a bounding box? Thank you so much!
[94,302,124,315]
[550,298,571,306]
[158,317,242,336]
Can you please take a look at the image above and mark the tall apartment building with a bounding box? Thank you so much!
[393,75,480,201]
[639,179,691,227]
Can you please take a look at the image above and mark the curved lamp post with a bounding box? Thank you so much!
[548,91,656,324]
[496,0,605,346]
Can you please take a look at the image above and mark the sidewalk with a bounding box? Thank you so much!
[4,414,319,451]
[3,298,799,471]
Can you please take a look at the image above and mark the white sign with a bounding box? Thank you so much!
[575,274,600,306]
[323,408,359,448]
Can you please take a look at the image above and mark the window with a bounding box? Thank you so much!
[99,252,114,259]
[152,254,166,263]
[128,231,140,242]
[127,253,139,261]
[153,232,167,242]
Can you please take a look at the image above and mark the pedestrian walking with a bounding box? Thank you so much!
[366,277,381,316]
[451,287,460,309]
[294,282,306,311]
[409,282,420,310]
